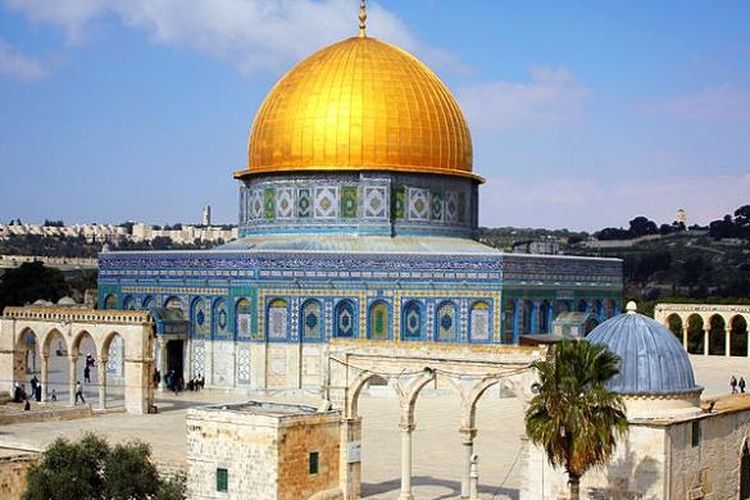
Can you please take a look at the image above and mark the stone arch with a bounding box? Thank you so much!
[434,300,458,342]
[122,295,137,310]
[401,300,424,340]
[71,329,96,357]
[334,299,357,338]
[142,295,156,309]
[708,314,726,355]
[266,298,289,341]
[686,314,704,354]
[42,328,67,357]
[41,328,69,401]
[17,328,40,377]
[103,293,118,310]
[666,313,683,343]
[367,300,390,340]
[300,298,324,341]
[731,315,749,357]
[101,331,126,388]
[469,300,491,342]
[346,371,382,418]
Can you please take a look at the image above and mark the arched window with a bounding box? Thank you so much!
[334,300,356,338]
[212,298,230,338]
[301,299,324,341]
[191,298,209,338]
[368,301,389,340]
[502,299,515,343]
[165,296,185,319]
[104,294,117,310]
[236,298,253,339]
[122,295,136,310]
[142,296,156,310]
[267,299,289,341]
[401,300,423,340]
[470,301,490,342]
[435,301,458,342]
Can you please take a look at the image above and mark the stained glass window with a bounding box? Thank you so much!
[334,300,356,338]
[368,301,389,339]
[236,298,253,338]
[402,301,423,340]
[267,299,289,340]
[301,300,323,341]
[213,298,230,338]
[192,298,209,338]
[435,301,457,341]
[470,302,490,342]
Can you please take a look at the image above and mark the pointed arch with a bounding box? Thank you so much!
[367,300,390,340]
[686,314,704,354]
[212,297,230,339]
[731,315,748,357]
[266,298,289,341]
[235,298,253,339]
[469,301,491,342]
[708,314,726,355]
[334,299,357,338]
[191,297,209,338]
[142,295,156,310]
[401,300,424,340]
[103,294,118,310]
[122,295,137,310]
[666,313,683,343]
[435,300,458,342]
[301,299,324,342]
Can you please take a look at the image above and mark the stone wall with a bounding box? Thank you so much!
[186,402,341,500]
[0,453,40,500]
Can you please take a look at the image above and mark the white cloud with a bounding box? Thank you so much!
[640,84,750,125]
[458,66,589,132]
[0,40,46,81]
[4,0,465,74]
[479,172,750,230]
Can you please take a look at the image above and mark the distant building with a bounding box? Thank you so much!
[202,204,211,227]
[511,239,561,255]
[676,208,688,228]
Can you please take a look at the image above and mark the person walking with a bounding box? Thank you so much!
[731,375,738,394]
[740,377,746,394]
[75,381,85,405]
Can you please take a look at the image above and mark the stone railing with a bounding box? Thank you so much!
[2,306,152,325]
[655,303,750,315]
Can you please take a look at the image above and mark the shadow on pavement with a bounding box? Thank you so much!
[361,475,519,499]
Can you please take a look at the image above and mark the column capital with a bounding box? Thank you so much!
[399,421,416,432]
[459,427,477,443]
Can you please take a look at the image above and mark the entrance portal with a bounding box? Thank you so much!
[167,340,184,382]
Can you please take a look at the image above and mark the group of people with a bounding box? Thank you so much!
[14,374,58,411]
[730,375,747,394]
[152,369,205,394]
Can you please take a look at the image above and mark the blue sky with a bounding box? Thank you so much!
[1,0,748,231]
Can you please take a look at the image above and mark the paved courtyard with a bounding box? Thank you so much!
[1,353,747,499]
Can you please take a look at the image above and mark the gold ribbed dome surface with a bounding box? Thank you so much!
[239,36,478,181]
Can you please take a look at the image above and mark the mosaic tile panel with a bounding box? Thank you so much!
[314,187,338,219]
[249,189,263,220]
[297,188,311,218]
[408,188,430,221]
[402,301,423,339]
[363,186,387,219]
[191,341,205,377]
[436,301,457,341]
[236,298,253,338]
[335,300,356,337]
[458,192,466,223]
[471,302,491,342]
[393,187,405,220]
[236,346,251,384]
[301,300,323,340]
[268,299,289,340]
[276,187,295,219]
[213,299,230,338]
[192,298,209,337]
[263,189,276,219]
[445,191,459,223]
[340,186,358,219]
[369,301,389,339]
[431,192,444,221]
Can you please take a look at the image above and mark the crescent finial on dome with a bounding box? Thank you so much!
[358,0,367,37]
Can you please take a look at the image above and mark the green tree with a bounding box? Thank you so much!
[525,340,628,500]
[0,261,70,311]
[23,433,185,500]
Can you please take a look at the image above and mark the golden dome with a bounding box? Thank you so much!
[237,35,480,182]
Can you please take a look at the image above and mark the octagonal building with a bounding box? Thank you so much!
[97,17,622,392]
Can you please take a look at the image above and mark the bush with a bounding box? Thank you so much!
[23,433,185,500]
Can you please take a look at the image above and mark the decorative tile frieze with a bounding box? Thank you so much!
[314,186,339,219]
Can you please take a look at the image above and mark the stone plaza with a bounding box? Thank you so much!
[0,353,745,499]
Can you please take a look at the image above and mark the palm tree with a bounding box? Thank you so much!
[525,339,628,500]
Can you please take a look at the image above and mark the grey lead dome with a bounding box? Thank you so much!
[586,308,701,395]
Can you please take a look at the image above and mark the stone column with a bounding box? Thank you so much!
[726,328,732,357]
[157,338,167,391]
[339,417,362,499]
[399,412,416,500]
[682,325,689,350]
[703,328,709,356]
[68,355,78,405]
[98,357,108,410]
[40,353,49,402]
[469,454,479,500]
[460,427,477,499]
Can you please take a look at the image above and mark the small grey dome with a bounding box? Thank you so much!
[57,296,76,306]
[587,307,701,395]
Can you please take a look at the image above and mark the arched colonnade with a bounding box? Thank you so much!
[654,303,750,357]
[0,307,155,415]
[326,339,542,500]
